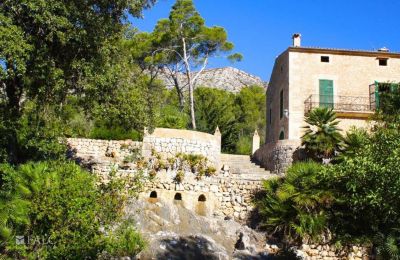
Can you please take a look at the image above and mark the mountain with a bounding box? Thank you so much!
[157,67,267,93]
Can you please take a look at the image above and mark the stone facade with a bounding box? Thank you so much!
[252,139,303,174]
[267,35,400,143]
[157,66,267,93]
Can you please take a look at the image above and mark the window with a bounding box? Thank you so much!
[279,131,285,140]
[321,56,330,63]
[269,108,272,125]
[319,79,334,108]
[378,58,388,66]
[280,90,283,119]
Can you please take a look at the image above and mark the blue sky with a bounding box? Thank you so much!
[130,0,400,81]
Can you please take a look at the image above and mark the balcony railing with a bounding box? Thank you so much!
[304,94,374,114]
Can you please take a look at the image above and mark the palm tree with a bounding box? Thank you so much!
[302,107,343,161]
[256,162,333,243]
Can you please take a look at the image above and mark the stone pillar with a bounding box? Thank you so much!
[214,126,221,168]
[252,130,260,154]
[142,127,152,158]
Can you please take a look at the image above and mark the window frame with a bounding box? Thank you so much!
[279,90,284,119]
[321,56,330,63]
[378,58,388,66]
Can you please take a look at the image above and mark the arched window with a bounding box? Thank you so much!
[149,191,157,198]
[198,194,206,202]
[279,131,285,140]
[174,193,182,201]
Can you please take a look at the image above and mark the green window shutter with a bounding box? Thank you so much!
[319,79,334,108]
[375,81,380,109]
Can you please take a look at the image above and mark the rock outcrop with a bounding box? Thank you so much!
[157,67,267,93]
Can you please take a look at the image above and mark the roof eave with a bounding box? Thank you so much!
[287,47,400,58]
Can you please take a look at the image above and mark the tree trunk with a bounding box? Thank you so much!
[181,37,196,129]
[188,77,196,129]
[172,76,185,112]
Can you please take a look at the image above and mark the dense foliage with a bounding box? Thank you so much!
[301,107,343,161]
[194,86,266,154]
[256,162,332,243]
[0,0,264,257]
[0,161,145,259]
[257,96,400,257]
[129,0,242,129]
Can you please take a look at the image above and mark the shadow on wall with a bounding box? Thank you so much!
[155,236,225,260]
[246,189,267,229]
[196,194,207,216]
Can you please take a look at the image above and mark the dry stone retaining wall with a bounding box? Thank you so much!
[293,244,370,260]
[142,170,263,221]
[66,138,142,162]
[142,128,221,167]
[252,139,304,174]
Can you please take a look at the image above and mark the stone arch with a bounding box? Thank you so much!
[174,193,182,201]
[149,191,157,198]
[198,194,206,202]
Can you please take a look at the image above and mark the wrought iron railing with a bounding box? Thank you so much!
[304,94,373,114]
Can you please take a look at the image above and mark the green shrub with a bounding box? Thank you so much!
[0,161,145,259]
[302,107,343,160]
[235,135,252,155]
[255,161,332,243]
[104,221,146,258]
[90,126,141,140]
[175,170,185,183]
[156,104,189,129]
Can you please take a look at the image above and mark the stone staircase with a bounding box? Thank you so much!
[220,154,274,180]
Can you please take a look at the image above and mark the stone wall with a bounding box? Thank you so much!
[141,169,263,221]
[293,244,370,260]
[67,127,222,167]
[252,139,304,174]
[142,128,221,167]
[67,138,142,163]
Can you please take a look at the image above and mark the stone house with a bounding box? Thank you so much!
[267,33,400,142]
[253,34,400,173]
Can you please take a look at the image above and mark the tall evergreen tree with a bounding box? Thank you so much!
[0,0,155,163]
[131,0,242,129]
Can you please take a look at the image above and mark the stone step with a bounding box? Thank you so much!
[220,153,269,175]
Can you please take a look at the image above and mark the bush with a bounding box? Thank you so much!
[324,125,400,242]
[235,135,252,155]
[90,126,141,140]
[156,104,189,129]
[302,107,343,161]
[0,161,145,259]
[103,221,146,258]
[255,161,332,243]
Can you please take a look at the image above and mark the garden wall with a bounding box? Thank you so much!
[67,127,222,167]
[142,128,221,167]
[140,169,263,221]
[66,138,142,163]
[252,139,304,174]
